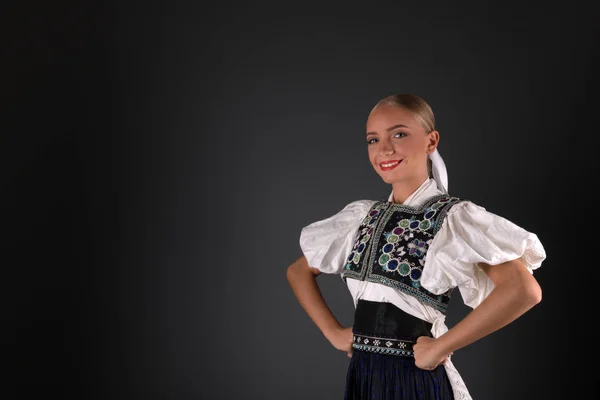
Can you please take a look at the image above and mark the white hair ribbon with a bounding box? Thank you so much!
[429,148,448,194]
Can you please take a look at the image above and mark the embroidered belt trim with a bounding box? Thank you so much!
[352,333,415,357]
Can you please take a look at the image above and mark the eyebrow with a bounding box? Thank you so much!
[366,124,409,137]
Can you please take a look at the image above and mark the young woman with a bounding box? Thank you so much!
[286,94,546,400]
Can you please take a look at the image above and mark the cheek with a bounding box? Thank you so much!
[402,140,424,154]
[367,147,377,162]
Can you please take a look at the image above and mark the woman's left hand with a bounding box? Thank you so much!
[413,336,452,371]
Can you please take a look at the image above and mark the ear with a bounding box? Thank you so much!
[426,130,440,154]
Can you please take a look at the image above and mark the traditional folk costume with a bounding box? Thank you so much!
[299,150,546,400]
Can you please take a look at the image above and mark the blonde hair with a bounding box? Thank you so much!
[369,93,436,177]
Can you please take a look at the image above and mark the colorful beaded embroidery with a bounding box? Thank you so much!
[342,194,464,313]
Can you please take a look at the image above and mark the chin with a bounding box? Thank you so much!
[377,174,397,184]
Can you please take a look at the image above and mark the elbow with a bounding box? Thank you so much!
[286,263,297,282]
[287,256,318,283]
[519,275,542,308]
[512,261,543,307]
[286,259,306,283]
[526,280,542,306]
[501,271,542,308]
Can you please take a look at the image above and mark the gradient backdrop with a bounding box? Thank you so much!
[6,1,597,399]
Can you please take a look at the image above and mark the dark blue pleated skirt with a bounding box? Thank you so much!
[344,300,454,400]
[344,350,453,400]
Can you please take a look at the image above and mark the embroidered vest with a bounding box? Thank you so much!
[341,194,465,313]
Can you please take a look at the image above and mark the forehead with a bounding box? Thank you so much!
[366,105,420,131]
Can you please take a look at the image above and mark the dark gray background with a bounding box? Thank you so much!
[5,1,597,399]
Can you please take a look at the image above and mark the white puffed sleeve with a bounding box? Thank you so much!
[299,200,376,274]
[421,201,547,309]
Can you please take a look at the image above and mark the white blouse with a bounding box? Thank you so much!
[298,178,546,400]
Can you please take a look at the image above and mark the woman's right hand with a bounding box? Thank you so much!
[326,326,354,357]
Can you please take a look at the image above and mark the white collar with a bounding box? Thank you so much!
[387,178,442,207]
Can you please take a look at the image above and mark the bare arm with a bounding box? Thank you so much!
[414,257,542,369]
[286,256,353,355]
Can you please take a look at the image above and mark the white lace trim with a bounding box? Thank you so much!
[431,317,472,400]
[443,358,472,400]
[521,234,546,273]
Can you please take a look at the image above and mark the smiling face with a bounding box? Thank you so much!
[366,104,439,186]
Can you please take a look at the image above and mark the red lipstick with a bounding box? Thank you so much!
[379,160,402,171]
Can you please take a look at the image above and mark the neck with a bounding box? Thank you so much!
[390,175,430,204]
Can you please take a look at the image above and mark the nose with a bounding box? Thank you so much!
[380,139,394,156]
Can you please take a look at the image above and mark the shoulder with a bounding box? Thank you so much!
[331,199,379,220]
[419,193,469,220]
[301,199,378,230]
[442,198,513,229]
[440,195,482,217]
[436,198,504,234]
[434,197,544,257]
[299,199,379,274]
[343,199,379,211]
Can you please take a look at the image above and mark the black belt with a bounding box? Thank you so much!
[352,300,433,357]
